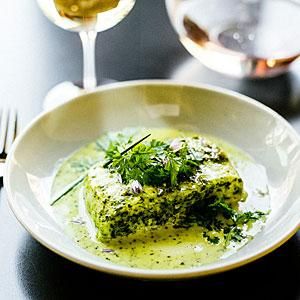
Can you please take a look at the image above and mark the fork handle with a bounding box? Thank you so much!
[0,159,5,178]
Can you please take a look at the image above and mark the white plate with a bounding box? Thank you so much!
[5,80,300,279]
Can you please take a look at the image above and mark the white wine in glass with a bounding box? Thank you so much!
[38,0,135,32]
[37,0,135,107]
[166,0,300,78]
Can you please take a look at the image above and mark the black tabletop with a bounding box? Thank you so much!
[0,1,299,298]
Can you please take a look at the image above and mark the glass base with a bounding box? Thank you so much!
[43,79,118,111]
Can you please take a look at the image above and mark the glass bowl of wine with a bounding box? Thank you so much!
[166,0,300,78]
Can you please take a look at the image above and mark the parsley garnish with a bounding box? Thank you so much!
[104,137,224,187]
[193,198,267,245]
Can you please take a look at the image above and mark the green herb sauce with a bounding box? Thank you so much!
[51,128,270,270]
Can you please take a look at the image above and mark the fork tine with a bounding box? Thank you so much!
[0,108,9,154]
[4,109,17,154]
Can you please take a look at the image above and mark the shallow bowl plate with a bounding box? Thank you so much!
[5,80,300,279]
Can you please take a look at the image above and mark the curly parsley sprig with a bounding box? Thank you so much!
[104,137,217,187]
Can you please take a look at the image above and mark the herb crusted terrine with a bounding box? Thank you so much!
[84,136,246,242]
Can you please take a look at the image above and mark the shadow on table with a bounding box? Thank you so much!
[238,74,300,120]
[171,58,300,120]
[17,233,299,299]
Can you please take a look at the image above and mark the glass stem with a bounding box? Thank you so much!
[79,31,97,90]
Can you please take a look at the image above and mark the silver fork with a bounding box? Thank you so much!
[0,108,18,178]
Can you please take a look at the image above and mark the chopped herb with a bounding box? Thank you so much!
[203,231,220,244]
[189,197,267,244]
[235,211,266,225]
[104,137,226,187]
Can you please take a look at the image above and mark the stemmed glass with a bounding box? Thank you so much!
[37,0,136,108]
[166,0,300,78]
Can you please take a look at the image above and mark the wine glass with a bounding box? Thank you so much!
[37,0,136,109]
[166,0,300,78]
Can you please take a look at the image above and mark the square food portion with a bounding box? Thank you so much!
[84,136,245,241]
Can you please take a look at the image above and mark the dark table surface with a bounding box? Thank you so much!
[0,1,299,299]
